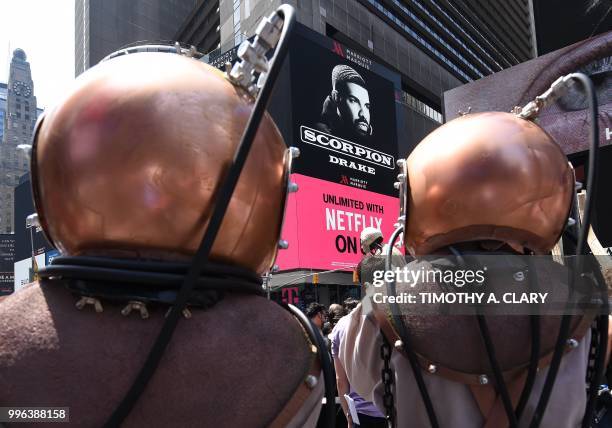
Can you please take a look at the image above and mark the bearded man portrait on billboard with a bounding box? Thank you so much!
[316,64,373,143]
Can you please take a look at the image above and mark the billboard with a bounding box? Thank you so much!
[444,30,612,246]
[0,234,15,295]
[14,253,46,294]
[533,1,612,55]
[277,174,399,270]
[444,31,611,156]
[206,24,402,271]
[14,179,53,261]
[288,32,399,196]
[276,26,402,271]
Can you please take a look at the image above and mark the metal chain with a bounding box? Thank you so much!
[381,335,396,428]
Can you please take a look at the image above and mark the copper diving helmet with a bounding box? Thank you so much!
[403,111,574,255]
[31,51,288,275]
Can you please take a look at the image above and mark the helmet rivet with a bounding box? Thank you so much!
[394,340,403,349]
[567,338,579,349]
[479,375,489,385]
[427,364,437,374]
[289,147,301,158]
[513,271,525,282]
[305,375,318,389]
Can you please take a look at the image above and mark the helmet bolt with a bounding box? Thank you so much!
[305,375,318,389]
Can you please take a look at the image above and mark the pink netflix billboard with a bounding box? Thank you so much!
[275,174,399,271]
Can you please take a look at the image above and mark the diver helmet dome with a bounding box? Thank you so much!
[32,52,287,274]
[404,112,573,255]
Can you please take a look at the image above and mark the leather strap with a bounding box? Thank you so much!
[469,371,528,428]
[268,343,321,427]
[469,384,496,420]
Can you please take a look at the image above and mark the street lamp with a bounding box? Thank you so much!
[263,264,280,300]
[26,213,39,282]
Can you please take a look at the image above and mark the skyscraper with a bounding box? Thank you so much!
[75,0,199,76]
[0,83,7,145]
[0,49,37,233]
[175,0,221,55]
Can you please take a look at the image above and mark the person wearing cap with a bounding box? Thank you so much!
[316,64,372,143]
[356,228,405,296]
[339,112,609,427]
[360,227,384,256]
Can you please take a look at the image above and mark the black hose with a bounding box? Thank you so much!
[104,6,296,426]
[385,226,440,428]
[515,257,540,421]
[476,314,519,428]
[39,263,262,293]
[44,255,260,278]
[584,314,609,428]
[529,72,599,428]
[450,247,518,427]
[39,265,263,294]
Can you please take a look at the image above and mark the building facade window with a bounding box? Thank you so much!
[365,0,473,81]
[233,0,241,47]
[390,0,492,74]
[397,91,443,123]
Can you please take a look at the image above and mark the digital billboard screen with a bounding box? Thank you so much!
[275,26,402,270]
[444,31,612,246]
[206,24,403,271]
[288,31,399,196]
